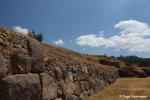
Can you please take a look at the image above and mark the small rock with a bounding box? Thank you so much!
[65,95,79,100]
[79,91,89,99]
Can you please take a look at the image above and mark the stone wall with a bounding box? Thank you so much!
[0,27,119,100]
[99,59,126,68]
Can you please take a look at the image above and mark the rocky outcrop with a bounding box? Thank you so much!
[0,27,119,100]
[118,67,147,78]
[99,59,126,68]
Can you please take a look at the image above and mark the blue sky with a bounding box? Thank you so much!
[0,0,150,57]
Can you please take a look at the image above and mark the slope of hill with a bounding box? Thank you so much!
[0,27,119,100]
[89,55,150,78]
[85,78,150,100]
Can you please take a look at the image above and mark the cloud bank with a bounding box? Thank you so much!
[54,39,64,45]
[13,26,29,34]
[76,20,150,52]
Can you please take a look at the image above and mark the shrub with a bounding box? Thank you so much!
[28,30,43,43]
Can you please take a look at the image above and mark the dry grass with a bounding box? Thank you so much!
[42,44,119,65]
[86,78,150,100]
[42,44,117,71]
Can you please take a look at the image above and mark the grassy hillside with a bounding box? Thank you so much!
[85,78,150,100]
[42,44,117,71]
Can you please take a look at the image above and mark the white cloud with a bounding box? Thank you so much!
[54,39,64,45]
[76,19,150,52]
[13,26,29,34]
[76,34,113,47]
[98,31,105,37]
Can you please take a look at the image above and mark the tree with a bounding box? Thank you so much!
[34,33,43,43]
[28,30,36,37]
[28,30,43,43]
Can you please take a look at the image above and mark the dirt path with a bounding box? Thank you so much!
[85,78,150,100]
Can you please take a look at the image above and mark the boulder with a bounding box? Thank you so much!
[62,81,77,96]
[81,65,88,74]
[74,82,81,96]
[40,73,58,100]
[88,78,102,93]
[54,67,63,80]
[0,73,41,100]
[27,38,44,73]
[0,53,6,78]
[80,81,90,92]
[65,71,73,82]
[11,53,32,74]
[62,72,77,95]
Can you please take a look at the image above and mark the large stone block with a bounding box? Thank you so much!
[62,72,77,95]
[11,53,32,74]
[27,38,44,73]
[0,73,41,100]
[80,81,90,92]
[0,53,6,78]
[40,73,58,100]
[54,67,63,80]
